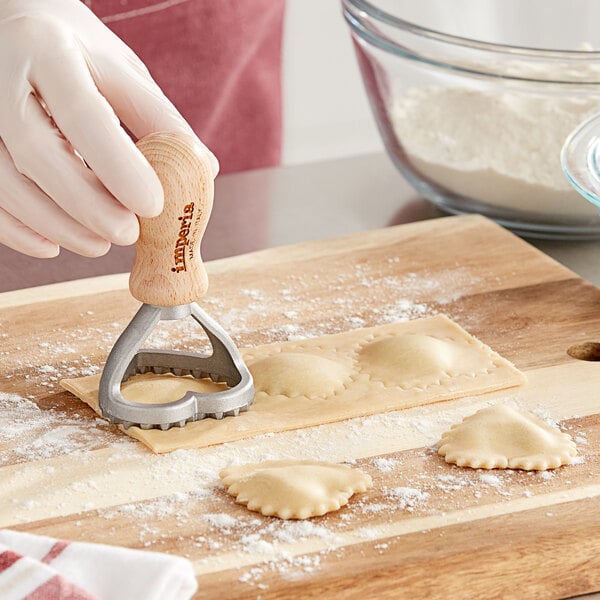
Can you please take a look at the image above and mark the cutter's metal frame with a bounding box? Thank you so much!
[98,302,254,430]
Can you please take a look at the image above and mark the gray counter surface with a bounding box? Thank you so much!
[1,151,599,293]
[215,152,600,287]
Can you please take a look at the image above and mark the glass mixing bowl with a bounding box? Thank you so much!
[342,0,600,239]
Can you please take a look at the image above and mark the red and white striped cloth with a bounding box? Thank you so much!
[0,529,197,600]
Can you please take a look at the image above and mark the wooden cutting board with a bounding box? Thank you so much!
[1,214,599,599]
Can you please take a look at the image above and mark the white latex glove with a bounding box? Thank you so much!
[0,0,218,258]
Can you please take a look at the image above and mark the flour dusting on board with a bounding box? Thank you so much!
[0,391,591,591]
[0,391,128,464]
[1,265,480,403]
[3,259,580,592]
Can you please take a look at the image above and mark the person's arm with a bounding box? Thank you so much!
[0,0,218,259]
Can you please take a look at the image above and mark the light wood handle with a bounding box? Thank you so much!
[129,132,213,306]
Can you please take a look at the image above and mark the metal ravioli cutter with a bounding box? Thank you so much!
[98,132,254,431]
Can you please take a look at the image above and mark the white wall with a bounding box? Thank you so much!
[281,0,383,165]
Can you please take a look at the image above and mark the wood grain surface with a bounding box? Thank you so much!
[1,214,599,599]
[131,132,213,306]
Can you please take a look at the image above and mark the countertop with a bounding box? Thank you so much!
[1,152,599,292]
[214,152,600,287]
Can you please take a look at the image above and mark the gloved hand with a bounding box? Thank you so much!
[0,0,218,258]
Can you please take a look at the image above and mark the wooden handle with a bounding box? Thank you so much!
[129,132,213,306]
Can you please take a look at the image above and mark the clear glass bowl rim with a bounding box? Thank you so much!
[343,0,600,61]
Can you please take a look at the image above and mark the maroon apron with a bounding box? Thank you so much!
[0,0,284,291]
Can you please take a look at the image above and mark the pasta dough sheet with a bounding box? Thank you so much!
[61,315,526,453]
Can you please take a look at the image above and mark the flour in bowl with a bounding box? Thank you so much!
[391,86,600,218]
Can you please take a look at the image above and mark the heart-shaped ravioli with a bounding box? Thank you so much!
[248,353,352,397]
[357,334,489,387]
[220,460,372,519]
[437,405,578,471]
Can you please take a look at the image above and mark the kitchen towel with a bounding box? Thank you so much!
[0,529,197,600]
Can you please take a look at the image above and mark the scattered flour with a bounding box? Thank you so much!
[385,487,430,511]
[0,391,126,463]
[478,474,503,488]
[355,527,383,540]
[435,474,469,492]
[372,457,399,473]
[100,491,201,521]
[271,521,334,543]
[204,513,239,529]
[361,503,391,514]
[239,535,277,555]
